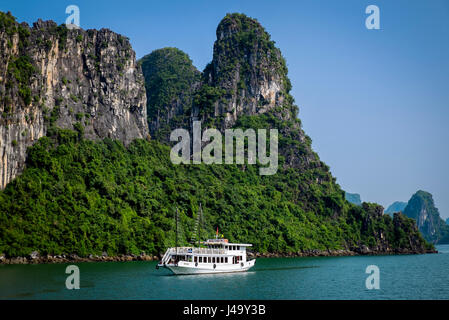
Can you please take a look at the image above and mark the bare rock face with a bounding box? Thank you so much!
[196,13,290,129]
[0,12,148,189]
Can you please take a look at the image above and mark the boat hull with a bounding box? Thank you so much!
[160,259,256,275]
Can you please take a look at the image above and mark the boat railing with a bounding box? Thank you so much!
[168,247,227,255]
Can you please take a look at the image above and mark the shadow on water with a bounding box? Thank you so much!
[4,292,35,299]
[3,286,64,299]
[251,265,319,272]
[154,265,320,277]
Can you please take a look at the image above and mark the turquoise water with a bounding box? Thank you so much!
[1,245,448,300]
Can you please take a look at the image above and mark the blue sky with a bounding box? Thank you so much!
[1,0,449,219]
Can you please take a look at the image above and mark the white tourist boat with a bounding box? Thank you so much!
[156,205,256,275]
[157,238,256,275]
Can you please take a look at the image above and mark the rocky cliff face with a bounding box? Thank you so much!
[403,190,449,244]
[142,14,320,172]
[197,13,290,129]
[0,12,148,189]
[357,203,429,254]
[140,14,291,138]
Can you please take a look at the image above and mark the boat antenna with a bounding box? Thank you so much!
[175,207,179,255]
[198,203,202,248]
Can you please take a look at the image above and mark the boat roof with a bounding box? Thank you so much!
[202,239,252,247]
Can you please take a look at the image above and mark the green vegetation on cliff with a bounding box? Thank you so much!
[139,47,200,140]
[0,128,432,257]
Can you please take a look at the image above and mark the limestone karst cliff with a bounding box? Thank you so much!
[0,12,435,259]
[403,191,449,244]
[198,13,290,128]
[0,12,148,189]
[141,13,321,172]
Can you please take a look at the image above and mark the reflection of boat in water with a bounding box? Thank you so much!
[156,204,256,275]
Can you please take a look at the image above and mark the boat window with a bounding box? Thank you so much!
[221,257,224,263]
[225,257,228,263]
[208,257,211,263]
[199,257,202,263]
[212,257,215,263]
[194,256,197,263]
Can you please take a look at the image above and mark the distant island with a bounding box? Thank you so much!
[386,191,449,244]
[385,202,408,215]
[345,193,361,206]
[402,191,449,244]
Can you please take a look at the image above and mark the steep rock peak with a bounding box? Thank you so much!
[197,13,292,128]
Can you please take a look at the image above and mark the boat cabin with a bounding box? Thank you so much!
[166,238,252,265]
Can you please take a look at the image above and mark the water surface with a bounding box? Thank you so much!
[1,245,448,299]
